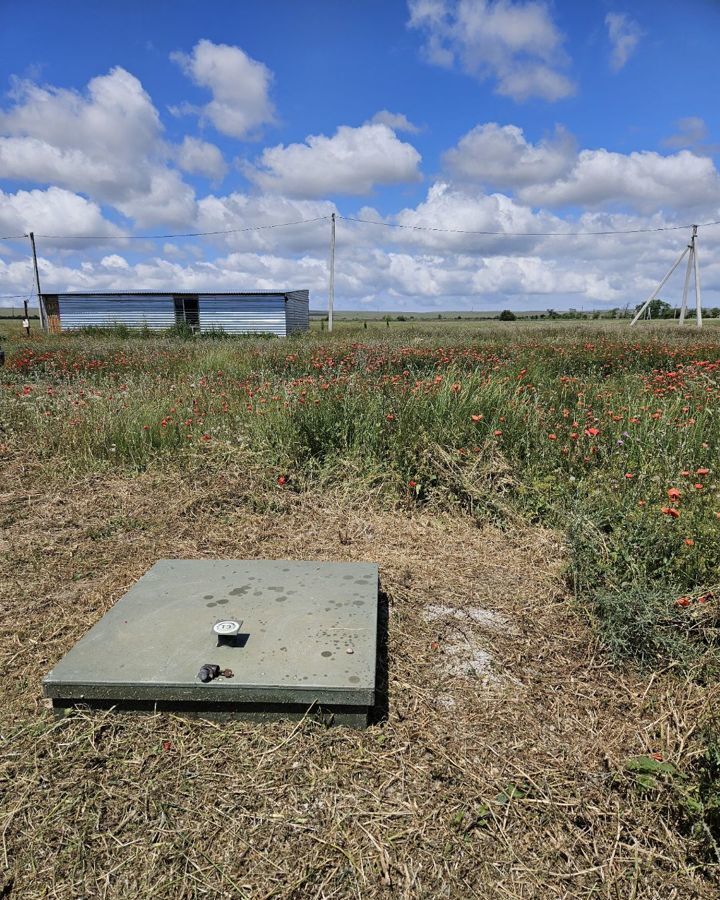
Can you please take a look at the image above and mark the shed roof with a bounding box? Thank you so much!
[44,290,308,299]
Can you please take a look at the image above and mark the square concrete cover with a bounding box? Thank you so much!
[43,560,378,717]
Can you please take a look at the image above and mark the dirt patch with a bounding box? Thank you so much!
[0,457,717,898]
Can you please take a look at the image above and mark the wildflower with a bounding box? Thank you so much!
[681,470,691,476]
[470,414,483,422]
[675,596,691,608]
[625,473,634,479]
[667,488,681,501]
[277,475,288,486]
[584,427,600,437]
[201,433,211,441]
[548,433,557,441]
[650,752,663,762]
[696,467,709,476]
[408,479,418,489]
[386,413,395,421]
[661,506,680,518]
[684,538,695,546]
[638,500,646,507]
[694,483,704,491]
[493,429,503,437]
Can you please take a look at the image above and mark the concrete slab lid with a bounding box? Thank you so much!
[43,560,378,707]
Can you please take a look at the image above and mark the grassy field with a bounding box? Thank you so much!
[1,319,719,897]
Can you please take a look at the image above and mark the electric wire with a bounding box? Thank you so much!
[2,214,720,243]
[15,216,329,241]
[337,215,720,236]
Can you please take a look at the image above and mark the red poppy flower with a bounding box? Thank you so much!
[696,467,709,476]
[684,538,695,546]
[625,473,634,479]
[493,429,503,437]
[548,433,557,441]
[277,475,288,486]
[471,414,483,422]
[667,487,681,501]
[694,483,704,490]
[584,427,600,437]
[675,596,691,608]
[408,479,417,489]
[661,506,680,518]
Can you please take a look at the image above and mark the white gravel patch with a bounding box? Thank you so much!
[423,603,509,632]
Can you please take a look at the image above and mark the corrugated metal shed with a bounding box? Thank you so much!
[42,290,310,336]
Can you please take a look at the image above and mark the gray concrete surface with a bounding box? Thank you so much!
[44,560,378,720]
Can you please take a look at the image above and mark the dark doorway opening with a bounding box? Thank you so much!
[173,296,200,330]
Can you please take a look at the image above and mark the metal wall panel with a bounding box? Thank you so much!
[198,295,287,335]
[58,295,175,330]
[285,292,310,333]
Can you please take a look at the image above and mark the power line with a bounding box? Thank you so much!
[19,216,330,242]
[337,215,720,236]
[3,214,720,243]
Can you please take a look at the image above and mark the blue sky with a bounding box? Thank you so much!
[1,0,720,311]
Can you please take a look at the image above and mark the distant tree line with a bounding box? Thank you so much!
[495,300,720,321]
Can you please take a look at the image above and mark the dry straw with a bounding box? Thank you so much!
[1,454,718,898]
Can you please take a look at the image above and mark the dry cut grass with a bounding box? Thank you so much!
[1,456,718,898]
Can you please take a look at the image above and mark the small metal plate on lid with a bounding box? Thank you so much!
[213,619,241,636]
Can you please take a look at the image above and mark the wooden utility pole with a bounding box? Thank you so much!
[328,213,335,333]
[29,231,47,332]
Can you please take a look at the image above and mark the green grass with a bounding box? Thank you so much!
[2,322,720,671]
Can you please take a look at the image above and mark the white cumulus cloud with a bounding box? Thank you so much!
[171,39,276,139]
[245,122,422,197]
[176,136,228,180]
[0,67,198,228]
[443,122,575,187]
[407,0,575,101]
[518,148,720,212]
[0,187,124,246]
[442,122,720,214]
